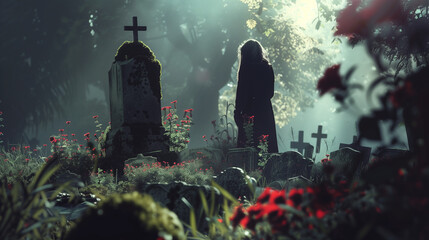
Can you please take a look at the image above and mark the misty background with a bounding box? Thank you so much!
[0,0,408,159]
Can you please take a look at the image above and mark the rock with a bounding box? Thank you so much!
[213,167,256,201]
[262,151,313,185]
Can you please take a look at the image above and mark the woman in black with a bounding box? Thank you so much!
[234,39,278,153]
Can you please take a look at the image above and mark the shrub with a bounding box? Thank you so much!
[65,192,186,240]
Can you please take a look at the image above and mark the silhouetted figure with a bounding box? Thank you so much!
[234,39,278,153]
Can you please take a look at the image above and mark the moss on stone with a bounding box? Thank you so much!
[65,192,186,240]
[115,41,162,100]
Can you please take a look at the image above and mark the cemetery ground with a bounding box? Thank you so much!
[0,113,428,240]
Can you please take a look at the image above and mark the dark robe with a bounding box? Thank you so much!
[234,60,279,153]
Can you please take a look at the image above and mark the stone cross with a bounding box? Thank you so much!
[124,16,147,42]
[311,125,327,154]
[339,135,372,166]
[291,131,310,155]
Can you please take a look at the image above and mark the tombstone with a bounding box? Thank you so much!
[285,176,312,191]
[290,131,314,158]
[138,181,222,233]
[213,167,256,201]
[104,16,169,176]
[339,135,372,168]
[225,148,259,173]
[330,147,362,180]
[311,125,327,154]
[179,147,224,174]
[262,151,313,184]
[124,153,157,167]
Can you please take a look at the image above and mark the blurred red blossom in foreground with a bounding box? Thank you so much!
[316,64,344,96]
[335,0,406,38]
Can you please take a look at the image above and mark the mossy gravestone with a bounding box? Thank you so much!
[104,41,169,176]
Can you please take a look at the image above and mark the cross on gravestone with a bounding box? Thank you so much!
[339,135,372,166]
[311,125,327,154]
[124,16,147,43]
[291,131,310,155]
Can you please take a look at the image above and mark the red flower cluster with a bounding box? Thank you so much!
[335,0,406,39]
[231,186,348,233]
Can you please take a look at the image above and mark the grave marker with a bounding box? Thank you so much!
[124,16,147,43]
[339,135,372,167]
[290,130,313,158]
[311,125,327,154]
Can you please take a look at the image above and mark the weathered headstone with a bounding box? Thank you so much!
[311,125,327,154]
[339,135,372,168]
[104,17,169,175]
[268,176,312,191]
[262,151,313,184]
[225,148,259,173]
[213,167,256,201]
[138,181,222,233]
[124,153,157,167]
[330,147,362,180]
[285,176,312,190]
[290,131,314,158]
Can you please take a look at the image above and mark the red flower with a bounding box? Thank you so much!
[257,187,273,204]
[287,188,304,207]
[84,132,90,137]
[269,189,286,205]
[0,132,3,135]
[92,115,99,119]
[66,121,71,124]
[335,0,406,38]
[0,111,3,115]
[317,64,344,96]
[59,129,64,132]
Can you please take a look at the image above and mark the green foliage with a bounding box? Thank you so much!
[162,101,192,153]
[0,158,74,240]
[0,147,44,186]
[125,159,214,186]
[65,192,186,240]
[206,102,237,155]
[257,135,269,167]
[48,149,94,184]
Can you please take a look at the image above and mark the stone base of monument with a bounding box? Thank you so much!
[225,148,259,173]
[101,125,173,176]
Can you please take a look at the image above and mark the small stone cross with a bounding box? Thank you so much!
[290,131,310,155]
[124,16,147,42]
[311,125,327,154]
